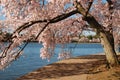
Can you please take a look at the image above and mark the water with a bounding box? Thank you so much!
[0,43,104,80]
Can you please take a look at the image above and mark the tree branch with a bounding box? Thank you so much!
[75,1,104,32]
[106,0,113,5]
[106,0,114,13]
[106,0,114,33]
[16,9,77,57]
[0,9,78,59]
[15,22,50,59]
[85,0,94,17]
[14,9,78,34]
[14,19,48,34]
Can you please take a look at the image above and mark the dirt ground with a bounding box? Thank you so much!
[17,54,120,80]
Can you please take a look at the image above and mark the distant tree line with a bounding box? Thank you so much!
[71,34,100,43]
[86,35,99,40]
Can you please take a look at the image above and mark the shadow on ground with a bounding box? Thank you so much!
[17,55,120,80]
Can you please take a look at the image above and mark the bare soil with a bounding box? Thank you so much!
[17,54,120,80]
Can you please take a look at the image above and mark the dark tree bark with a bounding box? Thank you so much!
[76,2,119,67]
[100,31,119,67]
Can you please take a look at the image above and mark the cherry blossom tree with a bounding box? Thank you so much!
[0,0,119,69]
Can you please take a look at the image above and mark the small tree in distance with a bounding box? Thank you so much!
[0,0,119,69]
[87,35,93,40]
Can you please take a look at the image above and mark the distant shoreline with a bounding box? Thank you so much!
[1,40,101,43]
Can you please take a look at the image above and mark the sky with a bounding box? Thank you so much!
[0,15,5,20]
[0,6,5,20]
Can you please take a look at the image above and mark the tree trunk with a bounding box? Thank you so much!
[100,31,119,67]
[75,2,119,67]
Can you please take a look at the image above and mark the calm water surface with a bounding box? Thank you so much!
[0,43,104,80]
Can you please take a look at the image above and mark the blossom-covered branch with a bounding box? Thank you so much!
[14,9,78,34]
